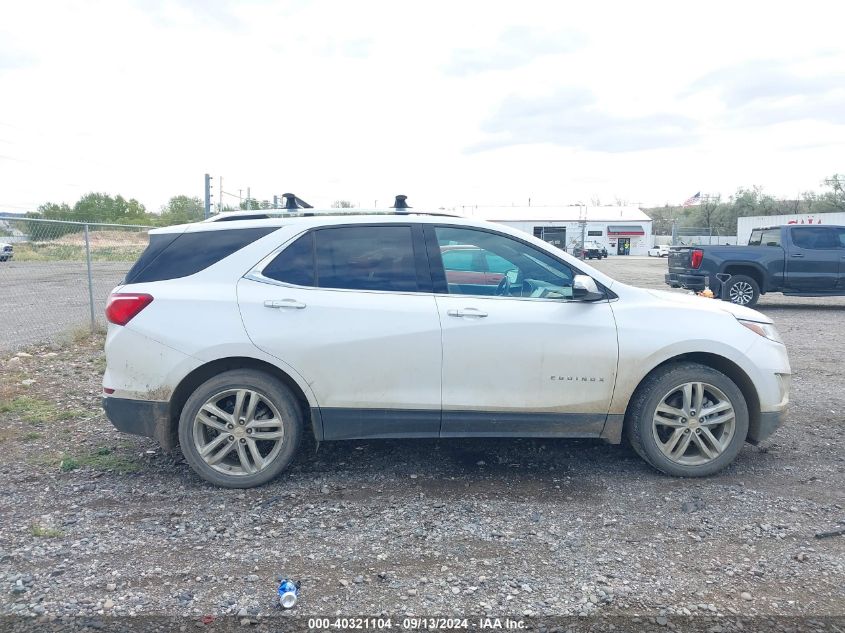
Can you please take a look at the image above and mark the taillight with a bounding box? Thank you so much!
[106,293,153,325]
[690,249,704,269]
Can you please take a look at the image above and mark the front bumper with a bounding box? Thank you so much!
[103,396,175,451]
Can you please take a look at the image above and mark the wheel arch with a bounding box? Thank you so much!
[623,352,760,441]
[720,263,766,292]
[165,357,320,451]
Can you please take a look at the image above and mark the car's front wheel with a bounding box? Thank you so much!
[625,362,749,477]
[178,369,303,488]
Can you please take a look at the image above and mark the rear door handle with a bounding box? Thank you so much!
[264,299,306,309]
[791,253,804,258]
[447,308,488,318]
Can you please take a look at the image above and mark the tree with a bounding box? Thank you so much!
[71,192,149,224]
[158,195,205,226]
[819,174,845,211]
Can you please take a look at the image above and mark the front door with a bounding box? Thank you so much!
[237,224,442,439]
[617,238,630,255]
[428,225,619,438]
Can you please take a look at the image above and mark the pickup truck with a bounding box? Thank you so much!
[665,224,845,307]
[0,242,12,261]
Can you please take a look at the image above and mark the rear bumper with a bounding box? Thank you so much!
[665,272,707,290]
[747,410,786,445]
[102,396,175,451]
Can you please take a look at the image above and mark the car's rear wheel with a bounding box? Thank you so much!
[722,275,760,307]
[625,362,748,477]
[178,369,303,488]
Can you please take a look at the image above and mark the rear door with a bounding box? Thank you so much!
[237,224,442,439]
[786,227,840,290]
[837,227,845,288]
[428,225,618,437]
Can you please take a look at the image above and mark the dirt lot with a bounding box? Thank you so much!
[1,257,843,627]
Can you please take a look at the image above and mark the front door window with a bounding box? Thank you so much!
[435,226,575,300]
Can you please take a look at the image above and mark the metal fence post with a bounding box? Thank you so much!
[84,223,96,332]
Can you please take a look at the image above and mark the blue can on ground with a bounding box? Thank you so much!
[278,579,300,608]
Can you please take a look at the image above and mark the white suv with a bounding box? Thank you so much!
[103,204,790,487]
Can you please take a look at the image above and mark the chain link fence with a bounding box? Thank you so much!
[0,216,151,352]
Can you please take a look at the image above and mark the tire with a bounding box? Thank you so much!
[178,369,303,488]
[722,275,760,307]
[624,362,749,477]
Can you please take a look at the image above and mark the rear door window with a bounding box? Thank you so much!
[314,226,420,292]
[262,233,315,286]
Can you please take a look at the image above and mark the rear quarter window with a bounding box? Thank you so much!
[125,227,277,283]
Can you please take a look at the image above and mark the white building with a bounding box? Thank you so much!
[459,205,653,256]
[737,211,845,245]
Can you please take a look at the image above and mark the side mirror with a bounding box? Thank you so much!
[572,275,604,302]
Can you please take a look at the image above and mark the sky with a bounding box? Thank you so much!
[1,0,844,214]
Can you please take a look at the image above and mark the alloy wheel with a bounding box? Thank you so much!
[192,388,285,476]
[651,382,736,466]
[729,281,754,305]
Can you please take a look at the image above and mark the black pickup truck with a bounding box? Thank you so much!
[665,224,845,307]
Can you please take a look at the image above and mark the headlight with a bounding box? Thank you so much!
[737,319,783,344]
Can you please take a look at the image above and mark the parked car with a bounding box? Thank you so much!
[103,205,790,487]
[574,241,605,260]
[665,225,845,307]
[0,243,12,261]
[648,244,670,257]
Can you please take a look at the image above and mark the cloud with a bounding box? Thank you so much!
[468,88,696,153]
[686,58,845,127]
[444,26,586,76]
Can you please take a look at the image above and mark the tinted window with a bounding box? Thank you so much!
[792,227,838,249]
[262,233,315,286]
[760,229,781,246]
[315,226,419,292]
[435,227,575,299]
[441,249,478,271]
[837,228,845,248]
[485,253,515,273]
[748,230,763,246]
[125,227,277,283]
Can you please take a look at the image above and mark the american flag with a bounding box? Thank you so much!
[683,192,701,207]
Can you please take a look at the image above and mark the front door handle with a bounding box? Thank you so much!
[264,299,306,309]
[791,253,804,258]
[447,308,488,318]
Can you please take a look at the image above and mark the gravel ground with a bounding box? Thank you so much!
[0,261,130,352]
[0,256,843,627]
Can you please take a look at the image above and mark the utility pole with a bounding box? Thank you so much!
[203,173,212,219]
[218,176,223,213]
[246,187,251,210]
[273,195,278,209]
[579,204,587,259]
